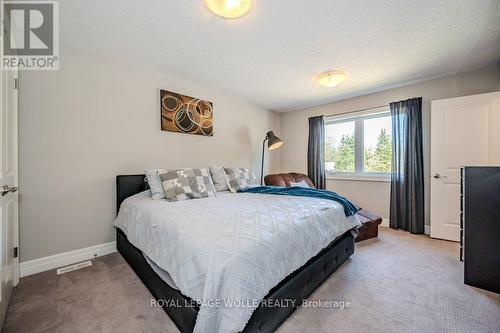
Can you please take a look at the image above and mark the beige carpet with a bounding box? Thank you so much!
[4,228,500,333]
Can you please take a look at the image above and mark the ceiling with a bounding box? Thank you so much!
[60,0,500,112]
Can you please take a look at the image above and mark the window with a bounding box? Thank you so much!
[325,107,392,179]
[325,121,355,172]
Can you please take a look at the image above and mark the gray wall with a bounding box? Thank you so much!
[19,45,280,262]
[19,46,500,263]
[279,64,500,225]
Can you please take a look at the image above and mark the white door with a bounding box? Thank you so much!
[0,22,19,327]
[430,91,500,241]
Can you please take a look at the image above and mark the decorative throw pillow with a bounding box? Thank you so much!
[159,168,217,201]
[209,165,229,192]
[289,180,310,188]
[224,168,258,193]
[145,169,167,199]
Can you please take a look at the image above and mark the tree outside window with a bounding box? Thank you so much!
[325,110,392,176]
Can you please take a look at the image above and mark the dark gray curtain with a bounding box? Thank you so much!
[307,116,326,189]
[390,97,424,233]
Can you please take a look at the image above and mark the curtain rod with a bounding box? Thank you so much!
[323,104,389,118]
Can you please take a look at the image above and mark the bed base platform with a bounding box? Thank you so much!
[115,174,355,333]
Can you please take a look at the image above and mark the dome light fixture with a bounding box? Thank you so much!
[204,0,253,19]
[315,70,347,87]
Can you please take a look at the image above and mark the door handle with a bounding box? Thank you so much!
[433,174,441,179]
[1,185,18,196]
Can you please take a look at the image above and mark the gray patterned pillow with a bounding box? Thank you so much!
[224,168,257,193]
[159,168,216,201]
[209,165,229,192]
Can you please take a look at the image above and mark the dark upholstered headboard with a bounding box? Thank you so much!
[116,175,148,215]
[116,173,316,215]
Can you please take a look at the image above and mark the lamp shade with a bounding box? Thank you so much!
[266,131,283,150]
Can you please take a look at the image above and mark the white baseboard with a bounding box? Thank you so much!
[424,225,430,235]
[19,223,430,277]
[20,241,116,277]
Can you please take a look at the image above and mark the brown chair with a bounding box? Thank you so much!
[264,173,316,188]
[264,173,382,242]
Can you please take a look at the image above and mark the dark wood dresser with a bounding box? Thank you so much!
[461,166,500,294]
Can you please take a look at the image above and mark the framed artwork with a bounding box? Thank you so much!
[160,89,213,136]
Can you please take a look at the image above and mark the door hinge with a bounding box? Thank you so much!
[13,247,18,258]
[14,78,18,90]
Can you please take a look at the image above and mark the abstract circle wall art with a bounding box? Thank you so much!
[160,90,214,136]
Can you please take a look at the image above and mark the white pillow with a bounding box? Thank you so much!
[209,165,229,192]
[289,180,310,188]
[145,169,167,199]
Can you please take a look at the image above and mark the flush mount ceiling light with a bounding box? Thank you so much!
[315,70,347,87]
[204,0,253,19]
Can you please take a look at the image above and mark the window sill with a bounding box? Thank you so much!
[326,175,391,182]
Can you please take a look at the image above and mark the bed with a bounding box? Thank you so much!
[114,174,360,333]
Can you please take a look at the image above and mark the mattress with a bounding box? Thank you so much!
[114,190,360,333]
[143,252,179,290]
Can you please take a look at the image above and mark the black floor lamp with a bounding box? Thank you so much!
[260,131,283,185]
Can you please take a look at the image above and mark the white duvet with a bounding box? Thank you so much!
[113,190,360,333]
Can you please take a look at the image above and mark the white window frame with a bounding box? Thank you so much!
[325,106,391,182]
